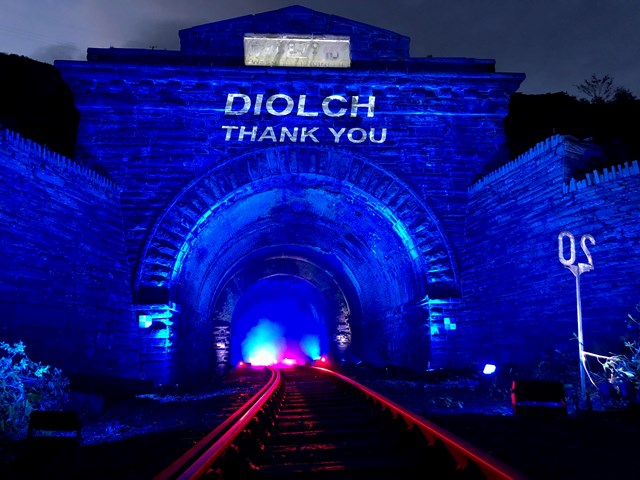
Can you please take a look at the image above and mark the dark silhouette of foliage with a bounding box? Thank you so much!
[613,86,637,103]
[504,90,640,164]
[0,53,79,158]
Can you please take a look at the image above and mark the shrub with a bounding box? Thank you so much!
[0,341,69,440]
[591,303,640,405]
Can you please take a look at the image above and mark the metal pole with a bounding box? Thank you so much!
[558,231,595,410]
[574,268,586,406]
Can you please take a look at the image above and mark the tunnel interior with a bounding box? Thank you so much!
[230,274,330,366]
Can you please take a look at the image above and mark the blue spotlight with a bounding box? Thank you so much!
[300,334,321,360]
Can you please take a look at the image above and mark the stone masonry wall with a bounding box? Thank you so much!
[0,129,136,377]
[57,59,520,297]
[460,135,640,371]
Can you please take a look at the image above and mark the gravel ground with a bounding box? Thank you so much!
[2,365,638,479]
[344,365,640,480]
[1,367,271,479]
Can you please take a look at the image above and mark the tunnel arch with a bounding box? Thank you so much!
[135,147,459,381]
[137,147,458,292]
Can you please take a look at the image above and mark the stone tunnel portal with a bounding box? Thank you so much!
[137,147,457,382]
[4,6,528,385]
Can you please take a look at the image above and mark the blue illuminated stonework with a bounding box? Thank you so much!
[1,6,637,385]
[461,137,640,369]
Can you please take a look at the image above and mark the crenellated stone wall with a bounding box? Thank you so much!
[461,135,640,371]
[0,129,136,377]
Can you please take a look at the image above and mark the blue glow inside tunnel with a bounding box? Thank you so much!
[230,275,330,366]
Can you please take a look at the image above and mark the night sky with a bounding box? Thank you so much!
[1,0,639,97]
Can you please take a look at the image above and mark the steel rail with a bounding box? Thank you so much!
[154,366,281,480]
[157,365,525,480]
[316,366,526,480]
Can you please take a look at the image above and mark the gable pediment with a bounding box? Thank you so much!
[179,5,410,61]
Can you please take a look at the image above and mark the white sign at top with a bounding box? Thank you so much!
[244,34,351,68]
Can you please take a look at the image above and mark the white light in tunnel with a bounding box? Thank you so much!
[242,318,285,366]
[248,347,278,366]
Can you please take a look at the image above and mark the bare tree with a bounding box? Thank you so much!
[576,74,615,103]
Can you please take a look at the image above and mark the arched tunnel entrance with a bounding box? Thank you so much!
[136,147,458,383]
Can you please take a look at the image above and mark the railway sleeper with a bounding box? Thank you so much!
[250,452,437,479]
[265,425,390,444]
[274,413,382,432]
[258,436,421,465]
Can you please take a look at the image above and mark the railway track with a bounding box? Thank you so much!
[156,365,525,480]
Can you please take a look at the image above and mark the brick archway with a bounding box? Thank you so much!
[135,147,458,297]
